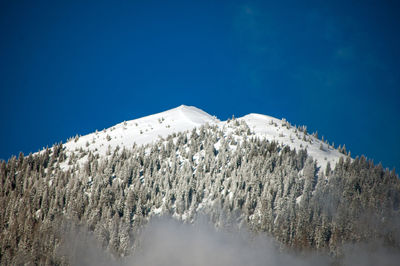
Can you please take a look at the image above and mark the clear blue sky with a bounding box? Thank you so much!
[1,0,399,171]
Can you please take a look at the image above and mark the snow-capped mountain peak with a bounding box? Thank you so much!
[240,113,344,171]
[176,105,219,125]
[61,105,345,172]
[62,105,219,158]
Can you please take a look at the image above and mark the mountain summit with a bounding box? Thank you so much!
[63,105,219,158]
[63,105,343,171]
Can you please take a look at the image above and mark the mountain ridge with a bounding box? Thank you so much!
[61,105,345,172]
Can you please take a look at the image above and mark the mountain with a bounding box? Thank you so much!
[63,105,219,157]
[62,105,343,172]
[1,105,399,265]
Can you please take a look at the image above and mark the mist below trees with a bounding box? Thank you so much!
[62,217,400,266]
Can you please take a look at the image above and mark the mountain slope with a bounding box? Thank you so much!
[241,113,343,171]
[2,105,398,265]
[63,105,219,156]
[61,105,344,172]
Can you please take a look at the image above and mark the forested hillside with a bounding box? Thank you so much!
[1,119,399,265]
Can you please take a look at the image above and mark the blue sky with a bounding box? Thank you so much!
[1,0,399,171]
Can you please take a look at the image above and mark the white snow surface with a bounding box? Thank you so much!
[240,113,344,171]
[63,105,219,156]
[61,105,345,172]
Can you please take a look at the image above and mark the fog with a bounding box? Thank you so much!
[60,216,400,266]
[127,217,330,266]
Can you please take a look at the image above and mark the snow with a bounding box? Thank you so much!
[240,113,345,172]
[62,105,219,157]
[59,105,345,172]
[296,195,303,205]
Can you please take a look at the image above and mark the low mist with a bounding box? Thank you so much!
[61,216,400,266]
[127,217,330,266]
